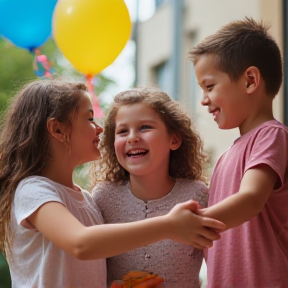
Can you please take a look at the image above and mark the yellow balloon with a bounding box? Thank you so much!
[53,0,132,75]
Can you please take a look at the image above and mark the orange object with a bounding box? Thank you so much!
[110,271,165,288]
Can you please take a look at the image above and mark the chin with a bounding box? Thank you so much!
[90,153,102,162]
[95,155,102,161]
[216,122,225,129]
[217,123,238,130]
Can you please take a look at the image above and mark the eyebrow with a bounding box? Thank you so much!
[116,119,158,126]
[199,76,214,86]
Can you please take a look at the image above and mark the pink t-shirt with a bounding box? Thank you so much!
[207,120,288,288]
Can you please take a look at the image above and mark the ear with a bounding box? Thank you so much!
[46,118,68,143]
[170,134,182,151]
[244,66,260,93]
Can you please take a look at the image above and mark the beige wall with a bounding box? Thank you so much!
[261,0,284,121]
[137,0,284,169]
[138,4,172,85]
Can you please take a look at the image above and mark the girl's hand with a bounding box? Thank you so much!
[195,208,223,234]
[164,200,225,249]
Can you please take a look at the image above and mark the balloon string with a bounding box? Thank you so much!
[86,74,104,119]
[31,48,53,78]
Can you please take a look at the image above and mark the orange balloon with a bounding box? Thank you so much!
[53,0,132,75]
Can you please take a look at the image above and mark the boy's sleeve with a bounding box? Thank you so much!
[14,179,63,229]
[245,126,288,191]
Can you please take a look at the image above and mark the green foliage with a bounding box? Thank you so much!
[0,37,36,116]
[73,163,94,192]
[0,252,11,288]
[0,36,116,116]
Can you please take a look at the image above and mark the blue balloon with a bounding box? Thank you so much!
[0,0,57,50]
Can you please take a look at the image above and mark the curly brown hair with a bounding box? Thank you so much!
[0,78,87,254]
[92,87,208,186]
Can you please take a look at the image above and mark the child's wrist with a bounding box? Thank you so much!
[160,214,176,240]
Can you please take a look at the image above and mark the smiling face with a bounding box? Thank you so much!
[194,54,250,130]
[69,92,103,166]
[114,102,179,177]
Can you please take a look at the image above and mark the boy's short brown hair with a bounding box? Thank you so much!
[189,17,282,97]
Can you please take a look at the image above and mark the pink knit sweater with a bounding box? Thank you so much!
[93,178,208,288]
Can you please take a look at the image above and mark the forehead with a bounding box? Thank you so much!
[78,92,93,108]
[194,54,226,82]
[71,92,93,120]
[115,103,162,123]
[195,54,219,73]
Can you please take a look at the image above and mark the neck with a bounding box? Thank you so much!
[239,114,274,135]
[39,158,75,190]
[129,171,175,202]
[239,95,274,135]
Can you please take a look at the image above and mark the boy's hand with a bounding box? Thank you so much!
[165,200,226,249]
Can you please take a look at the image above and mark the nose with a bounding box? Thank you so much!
[95,123,103,134]
[201,92,210,106]
[127,132,139,144]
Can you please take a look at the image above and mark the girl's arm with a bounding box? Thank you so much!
[198,164,277,230]
[28,200,225,260]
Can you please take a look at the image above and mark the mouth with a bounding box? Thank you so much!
[93,138,99,146]
[209,107,220,119]
[126,149,148,157]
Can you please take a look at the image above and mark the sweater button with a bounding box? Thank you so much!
[144,253,151,259]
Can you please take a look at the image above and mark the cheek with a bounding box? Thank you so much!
[114,138,124,157]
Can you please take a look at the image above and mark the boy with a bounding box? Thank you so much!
[189,17,288,287]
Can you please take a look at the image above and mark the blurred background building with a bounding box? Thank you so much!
[133,0,287,168]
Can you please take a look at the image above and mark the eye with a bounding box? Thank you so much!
[116,129,128,135]
[207,85,214,91]
[140,125,152,131]
[88,117,94,122]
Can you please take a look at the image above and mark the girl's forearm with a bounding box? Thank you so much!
[75,200,226,260]
[30,200,225,260]
[77,215,171,260]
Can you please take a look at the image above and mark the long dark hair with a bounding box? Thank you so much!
[0,79,87,253]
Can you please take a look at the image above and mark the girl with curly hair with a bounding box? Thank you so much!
[92,87,211,287]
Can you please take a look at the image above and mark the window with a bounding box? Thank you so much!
[154,61,171,96]
[155,0,167,9]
